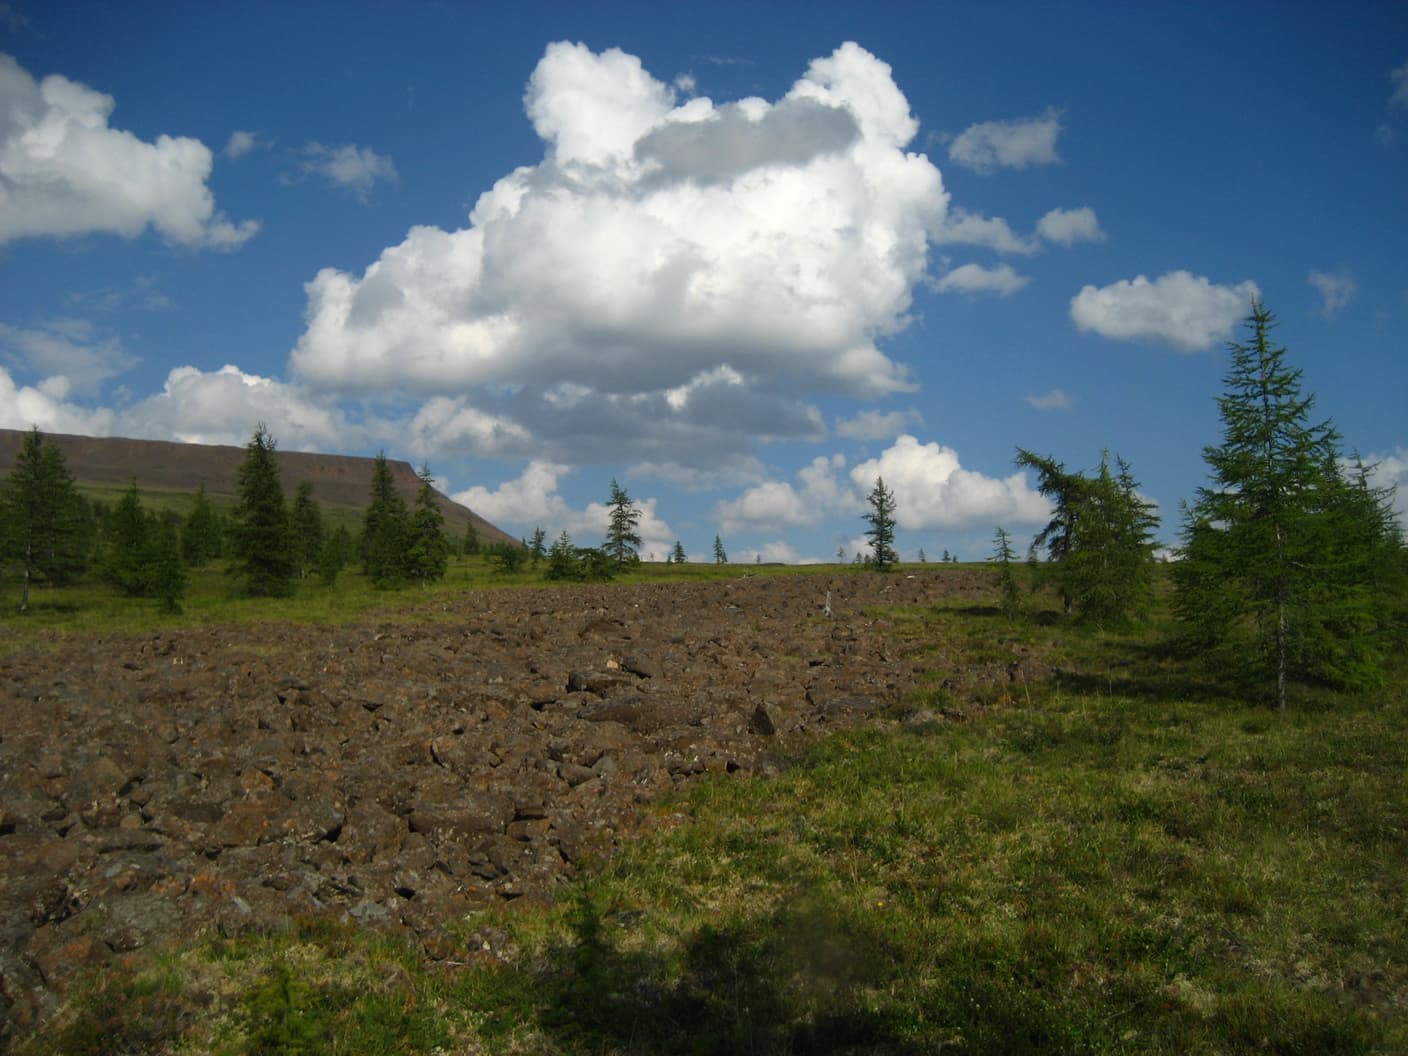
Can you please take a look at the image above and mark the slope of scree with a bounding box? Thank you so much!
[0,570,1048,1043]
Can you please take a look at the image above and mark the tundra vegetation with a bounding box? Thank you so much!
[0,305,1405,1052]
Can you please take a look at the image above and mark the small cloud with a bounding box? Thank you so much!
[936,262,1030,297]
[299,142,399,201]
[1069,270,1259,352]
[1308,268,1357,319]
[223,130,261,159]
[0,318,137,395]
[1391,59,1408,110]
[1037,206,1105,246]
[1026,388,1072,412]
[835,408,925,440]
[948,107,1062,173]
[674,72,697,95]
[0,4,29,30]
[936,207,1039,255]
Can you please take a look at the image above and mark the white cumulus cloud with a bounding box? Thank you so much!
[298,142,399,200]
[0,54,258,248]
[1308,268,1357,319]
[1037,206,1105,245]
[936,207,1039,255]
[0,318,136,394]
[0,365,116,435]
[1026,388,1072,411]
[948,108,1062,173]
[450,461,674,554]
[849,435,1050,530]
[714,454,852,534]
[122,365,358,450]
[936,263,1030,297]
[290,42,947,469]
[223,130,261,158]
[1069,270,1259,352]
[835,408,924,440]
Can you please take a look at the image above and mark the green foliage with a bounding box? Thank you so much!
[317,524,355,585]
[991,526,1022,621]
[864,476,898,571]
[1174,303,1403,704]
[671,539,686,565]
[487,541,526,573]
[603,478,642,568]
[1016,447,1158,624]
[544,530,615,581]
[1,427,90,610]
[181,481,223,567]
[526,526,547,567]
[229,425,296,597]
[361,452,409,588]
[289,481,324,580]
[462,520,480,556]
[96,482,150,595]
[149,512,187,614]
[404,464,450,584]
[13,577,1408,1054]
[714,534,728,564]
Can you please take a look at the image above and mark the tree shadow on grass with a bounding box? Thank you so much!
[531,893,932,1055]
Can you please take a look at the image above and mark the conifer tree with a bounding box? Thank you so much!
[714,535,728,564]
[290,481,324,579]
[98,482,152,596]
[150,513,187,613]
[404,464,450,583]
[603,479,641,568]
[229,425,296,597]
[463,520,480,557]
[1175,302,1402,704]
[1016,447,1159,624]
[362,452,409,587]
[1,428,88,610]
[546,530,576,580]
[528,526,547,567]
[318,525,354,585]
[991,527,1022,621]
[864,477,898,571]
[671,540,686,564]
[182,481,223,567]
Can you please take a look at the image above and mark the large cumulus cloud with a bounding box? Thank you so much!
[290,41,947,467]
[0,54,257,248]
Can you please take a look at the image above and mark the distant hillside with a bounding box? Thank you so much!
[0,429,519,548]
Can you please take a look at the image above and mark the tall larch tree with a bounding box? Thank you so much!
[405,464,451,584]
[362,452,409,587]
[1174,302,1402,705]
[229,425,296,597]
[290,481,325,580]
[1015,448,1159,625]
[603,479,642,569]
[182,481,223,567]
[1,428,88,611]
[864,477,898,571]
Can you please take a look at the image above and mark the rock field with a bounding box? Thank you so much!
[0,569,1031,1043]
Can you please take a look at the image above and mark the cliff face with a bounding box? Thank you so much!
[0,429,519,547]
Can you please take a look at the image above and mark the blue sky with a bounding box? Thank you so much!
[2,1,1405,562]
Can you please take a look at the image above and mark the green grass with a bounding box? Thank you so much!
[13,577,1408,1054]
[0,555,861,644]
